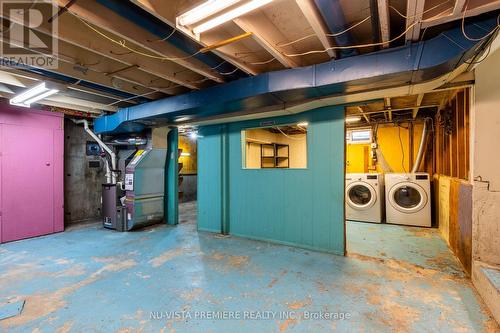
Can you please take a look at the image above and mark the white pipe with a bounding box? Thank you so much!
[72,119,117,184]
[411,120,428,174]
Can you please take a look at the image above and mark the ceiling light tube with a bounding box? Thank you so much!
[23,89,59,106]
[178,0,241,26]
[10,82,60,108]
[193,0,274,34]
[10,82,48,105]
[345,116,362,123]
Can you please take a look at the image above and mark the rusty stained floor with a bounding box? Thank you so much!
[0,201,498,333]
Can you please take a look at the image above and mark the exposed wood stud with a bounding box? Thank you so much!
[357,106,370,123]
[233,17,300,68]
[406,0,426,42]
[413,94,424,118]
[295,0,336,58]
[377,0,390,48]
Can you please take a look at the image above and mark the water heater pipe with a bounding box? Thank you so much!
[411,120,427,174]
[72,119,117,184]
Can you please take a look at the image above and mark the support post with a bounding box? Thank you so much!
[221,125,230,235]
[166,127,179,225]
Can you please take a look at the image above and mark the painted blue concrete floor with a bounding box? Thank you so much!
[0,203,498,333]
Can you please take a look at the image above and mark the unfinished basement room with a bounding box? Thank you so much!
[1,0,500,332]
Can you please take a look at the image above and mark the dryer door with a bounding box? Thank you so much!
[388,182,428,213]
[346,181,376,210]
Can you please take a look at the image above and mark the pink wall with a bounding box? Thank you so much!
[0,103,64,243]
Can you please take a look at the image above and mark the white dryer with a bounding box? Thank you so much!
[345,173,385,223]
[385,173,431,227]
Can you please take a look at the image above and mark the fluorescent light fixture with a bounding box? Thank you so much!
[297,121,309,127]
[193,0,274,34]
[180,152,191,157]
[10,82,59,108]
[189,132,198,140]
[345,116,362,123]
[178,0,241,26]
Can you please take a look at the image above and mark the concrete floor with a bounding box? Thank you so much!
[0,202,498,333]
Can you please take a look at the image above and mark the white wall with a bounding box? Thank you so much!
[472,35,500,266]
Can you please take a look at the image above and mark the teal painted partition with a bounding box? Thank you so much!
[197,106,345,254]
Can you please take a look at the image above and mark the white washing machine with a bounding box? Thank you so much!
[345,173,385,223]
[385,173,431,227]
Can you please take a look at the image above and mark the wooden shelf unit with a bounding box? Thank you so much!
[260,143,289,168]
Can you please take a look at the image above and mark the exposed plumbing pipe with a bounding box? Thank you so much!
[72,119,117,184]
[411,120,428,173]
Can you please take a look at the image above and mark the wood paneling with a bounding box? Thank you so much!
[434,88,470,180]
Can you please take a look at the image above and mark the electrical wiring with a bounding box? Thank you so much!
[219,68,239,75]
[74,13,202,61]
[461,5,500,42]
[246,58,277,65]
[148,29,177,43]
[274,126,306,140]
[283,21,419,57]
[277,15,372,48]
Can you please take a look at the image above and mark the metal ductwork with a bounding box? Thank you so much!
[94,16,498,135]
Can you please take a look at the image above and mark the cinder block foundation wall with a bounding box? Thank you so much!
[197,106,345,254]
[64,119,104,224]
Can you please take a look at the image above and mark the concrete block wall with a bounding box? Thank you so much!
[64,119,105,224]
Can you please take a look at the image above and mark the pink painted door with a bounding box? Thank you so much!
[1,124,56,242]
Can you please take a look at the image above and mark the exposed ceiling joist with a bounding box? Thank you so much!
[406,0,426,42]
[233,16,300,68]
[413,93,424,118]
[0,68,137,104]
[377,0,391,48]
[129,0,257,76]
[385,97,392,121]
[357,106,370,123]
[421,0,500,28]
[295,0,336,58]
[53,0,225,83]
[453,0,467,16]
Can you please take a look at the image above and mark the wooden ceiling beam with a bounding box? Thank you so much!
[413,93,425,118]
[406,0,426,42]
[0,38,161,99]
[421,0,500,28]
[234,14,300,68]
[0,68,137,104]
[377,0,391,48]
[357,106,371,123]
[1,11,199,91]
[53,0,225,83]
[295,0,336,58]
[130,0,258,76]
[385,97,392,121]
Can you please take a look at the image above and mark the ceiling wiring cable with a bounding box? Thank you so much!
[461,5,500,41]
[211,60,228,70]
[148,28,177,43]
[277,15,372,47]
[274,126,307,140]
[219,68,239,75]
[246,58,278,65]
[283,21,419,57]
[390,0,452,20]
[74,13,203,61]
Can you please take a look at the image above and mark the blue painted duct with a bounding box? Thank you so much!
[94,16,498,135]
[314,0,358,58]
[97,0,247,81]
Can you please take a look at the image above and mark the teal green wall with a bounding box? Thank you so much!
[197,106,345,254]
